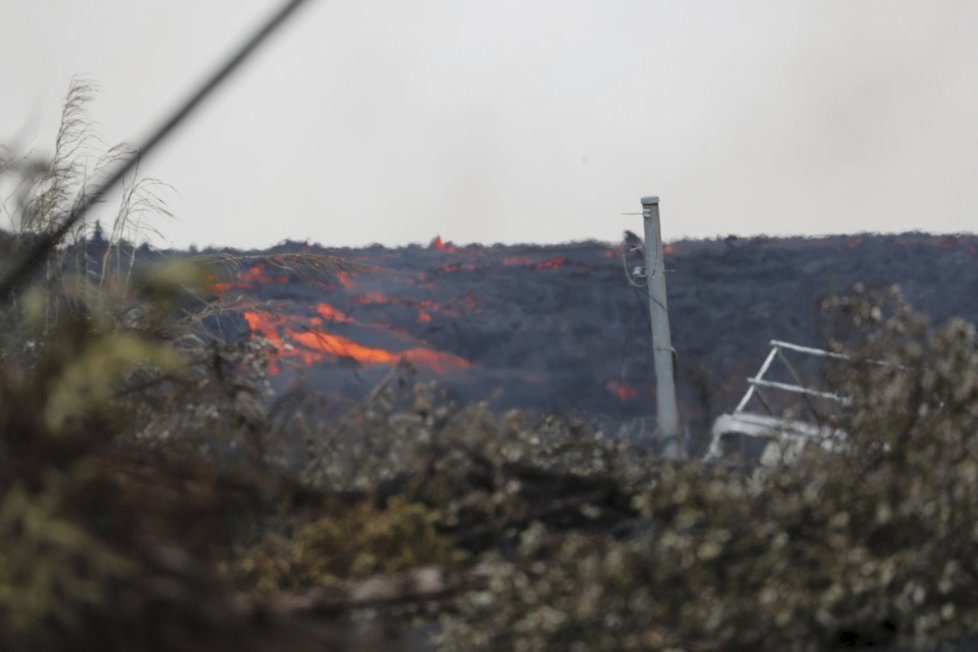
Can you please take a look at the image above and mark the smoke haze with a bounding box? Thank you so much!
[2,1,976,248]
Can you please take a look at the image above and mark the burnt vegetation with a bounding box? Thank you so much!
[4,84,978,651]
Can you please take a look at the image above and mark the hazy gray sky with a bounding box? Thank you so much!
[3,1,977,249]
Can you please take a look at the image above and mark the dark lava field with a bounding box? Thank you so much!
[209,232,978,450]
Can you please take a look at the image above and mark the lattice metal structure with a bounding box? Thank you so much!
[704,340,850,466]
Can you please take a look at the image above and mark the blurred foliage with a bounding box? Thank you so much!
[228,496,465,592]
[0,468,134,635]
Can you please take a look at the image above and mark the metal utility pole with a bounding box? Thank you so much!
[641,196,681,458]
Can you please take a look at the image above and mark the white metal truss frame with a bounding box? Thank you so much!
[704,340,851,464]
[735,340,852,417]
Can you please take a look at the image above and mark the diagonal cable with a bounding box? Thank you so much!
[0,0,315,302]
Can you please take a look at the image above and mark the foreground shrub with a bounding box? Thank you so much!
[435,286,978,651]
[228,496,465,592]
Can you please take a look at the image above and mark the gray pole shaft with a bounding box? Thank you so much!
[641,196,681,458]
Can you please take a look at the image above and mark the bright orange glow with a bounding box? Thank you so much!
[243,311,283,346]
[431,236,458,253]
[535,256,567,270]
[242,307,470,375]
[289,330,398,364]
[316,303,353,322]
[207,275,235,293]
[418,311,432,322]
[401,347,470,373]
[664,244,674,255]
[243,311,286,373]
[288,329,469,372]
[605,379,640,402]
[211,263,291,293]
[242,264,273,283]
[336,271,354,289]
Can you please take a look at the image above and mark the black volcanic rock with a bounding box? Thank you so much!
[203,233,978,444]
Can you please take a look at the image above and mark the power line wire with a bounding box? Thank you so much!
[0,0,315,302]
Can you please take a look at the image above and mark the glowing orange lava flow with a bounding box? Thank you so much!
[336,271,354,289]
[288,330,400,364]
[430,235,458,253]
[242,310,288,372]
[288,330,469,372]
[209,280,234,293]
[211,263,290,293]
[535,256,567,270]
[242,310,470,374]
[243,311,284,348]
[315,303,353,322]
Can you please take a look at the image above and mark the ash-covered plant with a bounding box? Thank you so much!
[302,367,636,491]
[823,284,978,465]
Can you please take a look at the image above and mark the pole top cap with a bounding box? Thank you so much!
[641,196,660,206]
